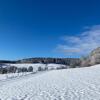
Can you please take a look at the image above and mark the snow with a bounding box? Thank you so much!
[0,72,33,80]
[0,65,100,99]
[4,63,67,72]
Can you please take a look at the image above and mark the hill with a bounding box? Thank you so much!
[0,57,80,66]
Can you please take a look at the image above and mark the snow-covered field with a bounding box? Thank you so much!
[0,65,100,100]
[4,63,67,72]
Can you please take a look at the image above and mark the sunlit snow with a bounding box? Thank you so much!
[0,64,100,100]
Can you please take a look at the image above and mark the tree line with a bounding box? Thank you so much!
[0,66,33,74]
[0,65,68,74]
[19,58,80,65]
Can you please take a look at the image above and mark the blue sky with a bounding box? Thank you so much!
[0,0,100,60]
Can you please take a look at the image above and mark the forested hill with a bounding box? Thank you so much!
[0,58,80,66]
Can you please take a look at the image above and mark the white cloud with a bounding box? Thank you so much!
[56,25,100,56]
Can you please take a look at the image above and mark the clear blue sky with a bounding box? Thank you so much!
[0,0,100,60]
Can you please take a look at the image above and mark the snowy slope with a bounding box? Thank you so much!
[0,65,100,99]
